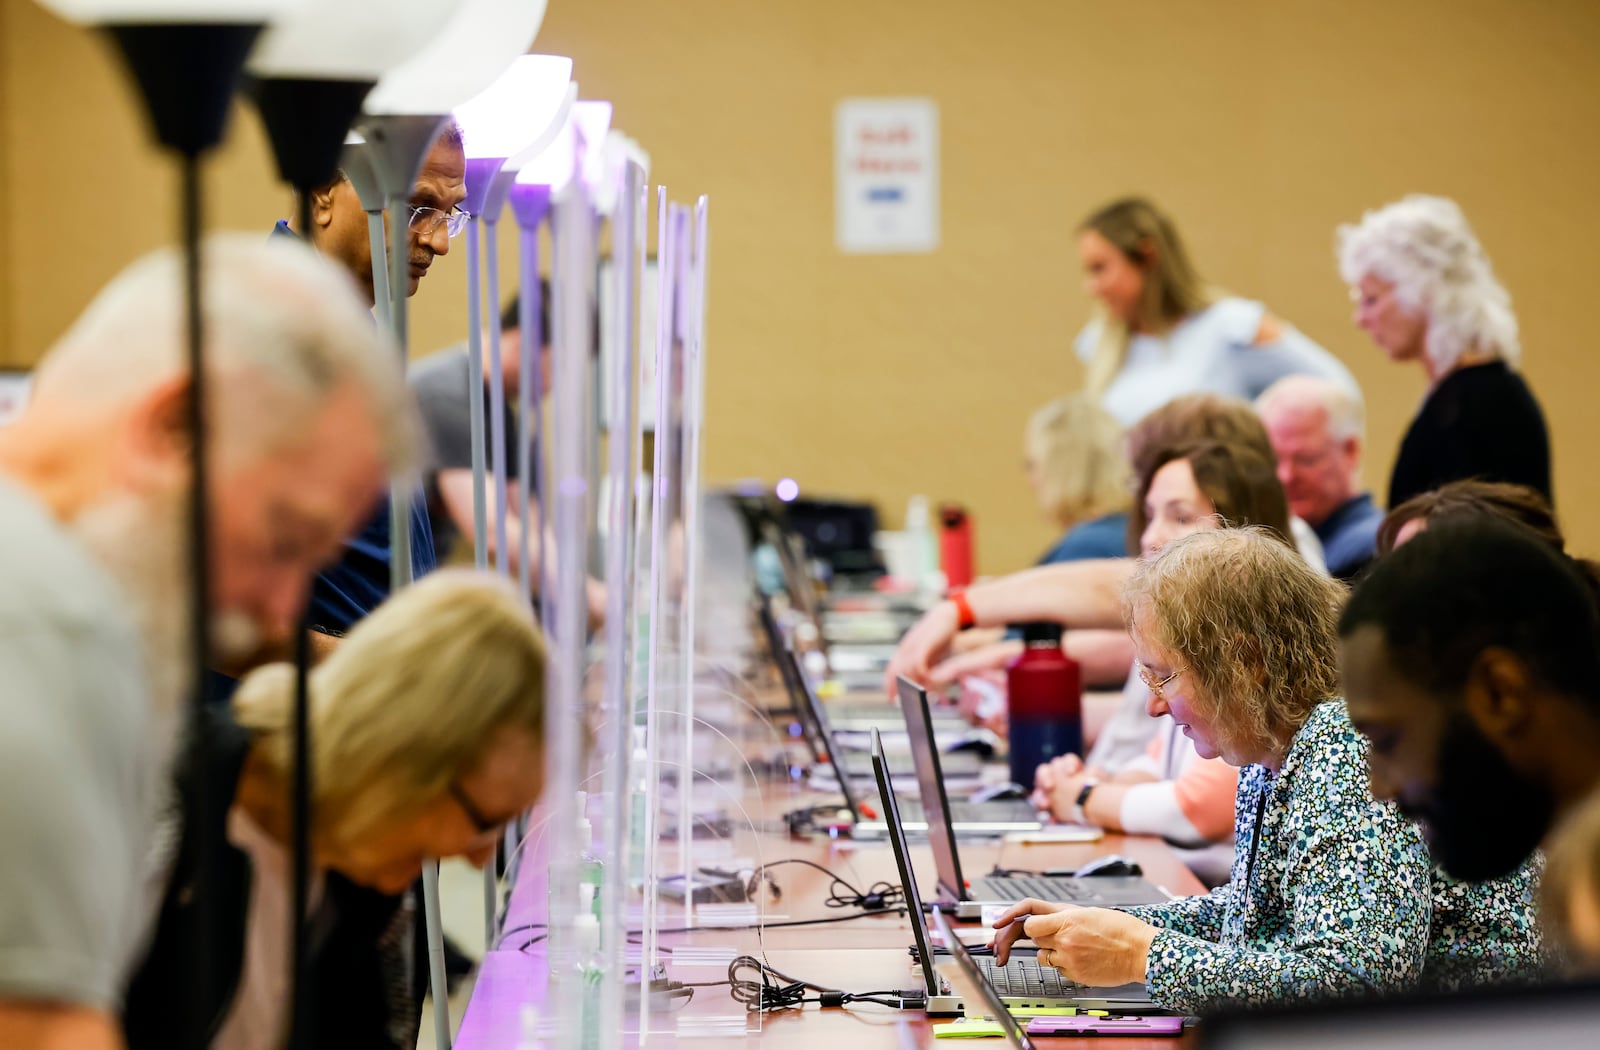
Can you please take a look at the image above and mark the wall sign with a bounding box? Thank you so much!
[835,98,940,254]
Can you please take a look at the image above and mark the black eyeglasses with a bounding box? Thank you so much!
[449,781,499,835]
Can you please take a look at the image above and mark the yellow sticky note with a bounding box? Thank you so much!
[934,1017,1009,1039]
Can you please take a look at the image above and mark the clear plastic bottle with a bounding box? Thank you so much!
[575,791,604,920]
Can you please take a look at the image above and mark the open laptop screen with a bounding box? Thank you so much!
[870,727,940,998]
[897,675,968,904]
[931,905,1036,1049]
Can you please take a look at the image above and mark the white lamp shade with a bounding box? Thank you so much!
[515,98,608,190]
[504,80,576,171]
[454,53,572,161]
[248,0,464,80]
[36,0,294,23]
[364,0,548,116]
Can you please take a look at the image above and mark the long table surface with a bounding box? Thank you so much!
[455,686,1208,1048]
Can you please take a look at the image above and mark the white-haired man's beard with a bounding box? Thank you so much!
[68,491,265,720]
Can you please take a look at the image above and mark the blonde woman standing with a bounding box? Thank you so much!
[1078,197,1356,427]
[124,570,549,1050]
[1338,194,1550,508]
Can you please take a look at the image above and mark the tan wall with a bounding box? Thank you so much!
[3,0,1599,572]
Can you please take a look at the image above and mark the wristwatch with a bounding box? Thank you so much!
[1073,780,1099,822]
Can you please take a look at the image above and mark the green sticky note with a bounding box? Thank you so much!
[1007,1007,1079,1017]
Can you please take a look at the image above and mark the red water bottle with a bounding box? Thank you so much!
[1005,623,1082,787]
[939,503,974,589]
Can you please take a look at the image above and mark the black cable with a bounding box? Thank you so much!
[724,956,924,1013]
[738,858,904,912]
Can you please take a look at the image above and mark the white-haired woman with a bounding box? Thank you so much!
[124,570,548,1050]
[991,529,1542,1012]
[1338,194,1551,508]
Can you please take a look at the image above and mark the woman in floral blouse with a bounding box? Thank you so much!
[991,527,1542,1012]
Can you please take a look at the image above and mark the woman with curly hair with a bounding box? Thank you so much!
[1338,195,1551,508]
[991,528,1542,1013]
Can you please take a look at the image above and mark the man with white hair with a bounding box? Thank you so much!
[1256,375,1384,580]
[0,235,415,1048]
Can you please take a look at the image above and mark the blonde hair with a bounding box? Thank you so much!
[233,570,546,846]
[1025,394,1130,528]
[1125,529,1345,761]
[1541,788,1600,968]
[1337,194,1520,372]
[1080,198,1214,398]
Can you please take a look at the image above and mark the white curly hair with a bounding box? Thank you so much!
[1337,194,1519,372]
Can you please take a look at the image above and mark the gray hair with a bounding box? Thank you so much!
[31,233,421,475]
[1336,194,1520,372]
[1255,374,1366,444]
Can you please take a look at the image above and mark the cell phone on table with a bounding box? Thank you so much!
[1024,1015,1184,1036]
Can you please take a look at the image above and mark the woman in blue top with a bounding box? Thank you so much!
[1077,198,1357,427]
[991,528,1542,1012]
[1024,393,1131,565]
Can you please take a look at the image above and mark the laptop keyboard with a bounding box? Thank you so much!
[981,956,1083,998]
[981,876,1101,903]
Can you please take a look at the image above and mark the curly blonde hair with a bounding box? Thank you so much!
[233,569,547,847]
[1125,528,1346,761]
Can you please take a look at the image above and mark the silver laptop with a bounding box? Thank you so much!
[870,729,1154,1014]
[852,677,1042,837]
[894,675,1169,916]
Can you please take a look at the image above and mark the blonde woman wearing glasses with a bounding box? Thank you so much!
[124,569,548,1050]
[992,529,1541,1012]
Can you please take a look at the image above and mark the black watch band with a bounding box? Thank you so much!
[1075,781,1098,809]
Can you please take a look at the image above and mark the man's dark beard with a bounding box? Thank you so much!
[1407,711,1554,882]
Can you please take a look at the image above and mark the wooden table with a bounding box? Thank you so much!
[457,754,1206,1048]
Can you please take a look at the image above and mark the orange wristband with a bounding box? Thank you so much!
[949,588,977,631]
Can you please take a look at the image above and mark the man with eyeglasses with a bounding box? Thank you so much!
[249,120,469,669]
[280,120,470,306]
[263,122,475,1002]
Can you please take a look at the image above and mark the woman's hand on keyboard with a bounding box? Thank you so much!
[990,899,1158,987]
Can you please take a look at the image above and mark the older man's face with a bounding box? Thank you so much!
[1262,401,1358,527]
[207,381,388,650]
[317,136,467,303]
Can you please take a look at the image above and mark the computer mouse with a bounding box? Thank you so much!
[1071,854,1143,878]
[945,728,1001,757]
[969,782,1029,803]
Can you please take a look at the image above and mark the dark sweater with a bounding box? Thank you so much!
[1387,361,1552,510]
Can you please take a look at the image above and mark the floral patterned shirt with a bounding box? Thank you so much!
[1121,700,1542,1012]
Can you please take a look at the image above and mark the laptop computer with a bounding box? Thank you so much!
[869,729,1154,1014]
[847,676,1038,838]
[785,649,982,779]
[929,905,1036,1047]
[895,676,1169,916]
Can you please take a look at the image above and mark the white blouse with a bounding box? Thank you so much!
[1077,297,1357,428]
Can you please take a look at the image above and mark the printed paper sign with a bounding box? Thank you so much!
[835,98,940,254]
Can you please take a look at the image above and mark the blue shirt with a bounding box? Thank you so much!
[1311,492,1382,581]
[1038,512,1130,565]
[268,217,438,634]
